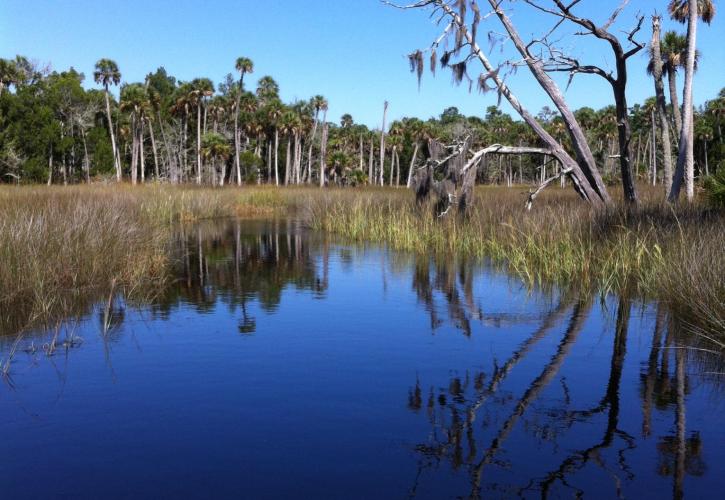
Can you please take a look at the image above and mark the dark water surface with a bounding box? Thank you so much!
[1,219,723,499]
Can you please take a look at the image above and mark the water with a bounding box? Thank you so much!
[1,219,723,499]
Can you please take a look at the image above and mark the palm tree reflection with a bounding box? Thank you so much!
[152,219,326,335]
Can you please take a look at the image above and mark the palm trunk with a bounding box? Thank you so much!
[406,142,419,188]
[668,70,683,136]
[652,110,658,185]
[368,138,374,183]
[359,133,364,170]
[274,129,280,186]
[140,118,146,183]
[319,118,328,188]
[103,87,121,181]
[379,101,388,186]
[652,17,674,194]
[234,74,244,187]
[669,0,698,202]
[294,132,300,184]
[285,136,291,185]
[196,103,202,184]
[307,110,320,184]
[148,118,159,180]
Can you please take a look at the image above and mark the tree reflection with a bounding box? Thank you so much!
[151,219,326,334]
[406,292,714,498]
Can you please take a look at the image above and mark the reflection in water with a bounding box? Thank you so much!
[0,219,722,499]
[151,219,326,335]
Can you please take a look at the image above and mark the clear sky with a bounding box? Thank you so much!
[1,0,723,128]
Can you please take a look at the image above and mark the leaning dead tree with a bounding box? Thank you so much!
[387,0,645,209]
[524,0,645,204]
[413,137,558,215]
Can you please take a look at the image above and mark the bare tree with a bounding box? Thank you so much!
[388,0,612,206]
[525,0,646,204]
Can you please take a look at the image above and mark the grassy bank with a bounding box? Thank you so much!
[0,184,722,342]
[303,186,724,339]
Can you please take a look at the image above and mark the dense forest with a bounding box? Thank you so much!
[0,53,721,190]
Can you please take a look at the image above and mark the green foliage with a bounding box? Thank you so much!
[703,168,725,207]
[347,169,367,186]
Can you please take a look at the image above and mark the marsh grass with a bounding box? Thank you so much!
[0,183,722,344]
[304,186,724,338]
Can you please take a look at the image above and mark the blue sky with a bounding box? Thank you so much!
[1,0,723,128]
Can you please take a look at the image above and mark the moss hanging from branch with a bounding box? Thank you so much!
[408,50,425,89]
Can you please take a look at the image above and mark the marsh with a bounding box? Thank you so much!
[1,218,723,498]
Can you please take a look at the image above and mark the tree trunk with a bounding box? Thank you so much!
[668,71,683,136]
[148,118,159,180]
[651,17,674,194]
[434,1,608,205]
[359,133,364,170]
[103,87,121,181]
[307,110,320,185]
[319,109,328,187]
[406,142,419,188]
[196,103,202,184]
[651,110,658,185]
[131,114,138,185]
[484,0,610,205]
[140,117,146,184]
[669,0,698,202]
[379,101,388,186]
[368,138,374,184]
[157,110,175,183]
[285,137,291,185]
[274,129,280,186]
[319,122,328,187]
[47,145,53,186]
[81,128,90,183]
[234,74,244,187]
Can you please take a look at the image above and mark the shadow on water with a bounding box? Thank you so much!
[0,218,723,498]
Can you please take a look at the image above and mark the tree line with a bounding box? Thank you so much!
[0,3,722,195]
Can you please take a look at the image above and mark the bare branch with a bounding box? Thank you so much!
[526,167,573,210]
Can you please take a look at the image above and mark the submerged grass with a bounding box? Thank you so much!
[0,183,722,342]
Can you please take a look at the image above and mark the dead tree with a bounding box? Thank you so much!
[525,0,645,204]
[387,0,616,207]
[412,139,562,215]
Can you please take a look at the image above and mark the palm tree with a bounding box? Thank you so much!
[256,76,279,106]
[264,100,284,185]
[279,110,297,185]
[190,78,214,184]
[307,95,327,184]
[93,59,122,181]
[340,114,354,129]
[648,17,675,194]
[647,32,699,135]
[234,57,254,186]
[668,0,716,202]
[120,83,149,184]
[318,104,329,187]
